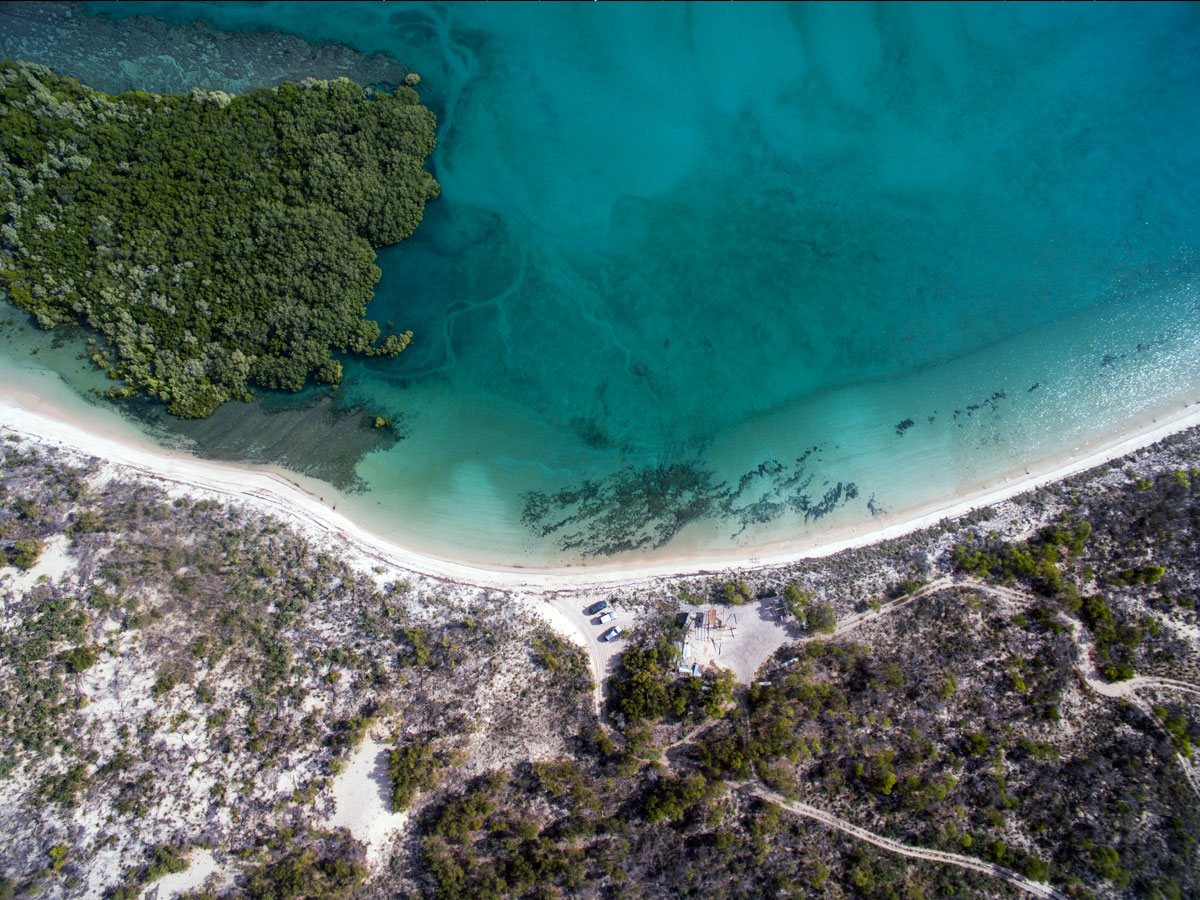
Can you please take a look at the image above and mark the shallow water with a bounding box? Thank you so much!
[6,2,1200,566]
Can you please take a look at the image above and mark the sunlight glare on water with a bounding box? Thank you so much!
[13,1,1199,565]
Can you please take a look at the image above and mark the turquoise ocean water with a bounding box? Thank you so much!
[5,2,1200,567]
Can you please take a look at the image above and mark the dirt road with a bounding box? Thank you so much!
[746,785,1070,900]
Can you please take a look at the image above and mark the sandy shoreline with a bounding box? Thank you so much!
[3,383,1200,591]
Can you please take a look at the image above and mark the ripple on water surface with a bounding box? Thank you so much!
[8,1,1200,566]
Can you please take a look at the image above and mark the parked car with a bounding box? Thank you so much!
[585,600,609,615]
[600,625,622,642]
[598,611,615,624]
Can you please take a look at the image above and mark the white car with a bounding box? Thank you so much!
[598,611,615,624]
[600,625,622,642]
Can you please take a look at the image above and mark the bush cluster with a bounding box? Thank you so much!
[0,61,438,417]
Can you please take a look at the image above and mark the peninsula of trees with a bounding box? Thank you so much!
[0,61,439,417]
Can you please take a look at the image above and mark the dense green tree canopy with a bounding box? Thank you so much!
[0,61,438,417]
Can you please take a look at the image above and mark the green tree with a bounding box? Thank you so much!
[1024,855,1051,882]
[48,844,69,870]
[807,601,836,634]
[0,62,438,418]
[1090,846,1130,888]
[387,740,442,811]
[62,645,97,673]
[12,537,41,569]
[783,583,812,621]
[643,774,708,823]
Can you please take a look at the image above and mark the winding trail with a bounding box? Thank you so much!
[743,785,1070,900]
[1058,614,1200,802]
[953,576,1200,803]
[709,576,1199,898]
[954,577,1200,700]
[1081,673,1200,701]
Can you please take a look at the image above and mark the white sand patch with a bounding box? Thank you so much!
[76,653,121,709]
[301,693,326,715]
[680,603,794,684]
[78,651,157,723]
[149,849,221,899]
[1174,620,1200,645]
[4,397,1200,590]
[275,769,301,795]
[82,847,126,900]
[5,390,1200,706]
[530,597,588,650]
[325,736,409,866]
[1,533,77,593]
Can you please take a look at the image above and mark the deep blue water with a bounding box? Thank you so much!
[11,2,1200,565]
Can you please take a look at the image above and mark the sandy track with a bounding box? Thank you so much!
[831,575,956,636]
[744,785,1070,900]
[1085,674,1200,701]
[952,578,1200,803]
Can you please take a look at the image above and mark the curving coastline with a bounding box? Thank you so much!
[5,330,1200,900]
[4,371,1200,591]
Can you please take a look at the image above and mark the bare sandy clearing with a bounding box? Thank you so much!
[147,849,222,900]
[325,735,410,866]
[1,533,78,594]
[675,602,795,683]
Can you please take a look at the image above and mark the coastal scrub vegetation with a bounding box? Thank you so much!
[951,462,1200,685]
[3,431,1200,899]
[783,582,836,633]
[607,636,736,729]
[0,61,438,417]
[0,438,594,899]
[388,739,444,812]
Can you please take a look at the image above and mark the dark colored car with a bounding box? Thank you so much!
[586,600,609,616]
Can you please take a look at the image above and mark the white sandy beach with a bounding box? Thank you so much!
[3,374,1200,896]
[4,375,1200,593]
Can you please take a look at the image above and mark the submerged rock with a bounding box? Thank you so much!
[0,1,415,95]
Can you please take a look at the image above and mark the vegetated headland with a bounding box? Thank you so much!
[1,398,1199,900]
[0,60,438,418]
[1,18,1199,900]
